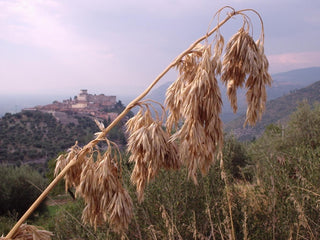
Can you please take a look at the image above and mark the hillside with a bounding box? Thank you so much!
[224,80,320,140]
[0,110,127,168]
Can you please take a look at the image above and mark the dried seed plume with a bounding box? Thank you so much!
[167,42,224,183]
[1,224,53,240]
[126,101,180,202]
[221,23,272,125]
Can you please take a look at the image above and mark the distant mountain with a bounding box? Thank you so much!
[145,67,320,122]
[224,80,320,141]
[266,67,320,99]
[147,81,172,104]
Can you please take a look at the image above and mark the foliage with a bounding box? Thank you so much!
[46,156,66,196]
[5,102,320,239]
[286,101,320,149]
[0,165,48,217]
[0,110,127,166]
[0,215,17,237]
[223,135,252,180]
[247,102,320,239]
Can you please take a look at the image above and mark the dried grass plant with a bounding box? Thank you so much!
[167,42,223,184]
[5,6,271,239]
[74,139,133,233]
[54,128,133,233]
[221,12,272,126]
[0,224,53,240]
[126,101,180,202]
[54,142,84,191]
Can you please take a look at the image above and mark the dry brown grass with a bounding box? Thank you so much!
[54,6,271,233]
[5,7,272,238]
[126,101,180,202]
[54,139,133,233]
[166,42,223,184]
[221,25,272,126]
[54,142,84,191]
[0,224,53,240]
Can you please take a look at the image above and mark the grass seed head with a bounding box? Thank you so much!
[168,44,223,184]
[244,39,272,126]
[212,33,225,75]
[6,224,53,240]
[54,142,87,191]
[127,102,180,202]
[165,44,204,132]
[221,27,272,125]
[70,142,134,232]
[107,187,133,233]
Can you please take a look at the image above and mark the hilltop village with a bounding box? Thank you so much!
[24,90,120,123]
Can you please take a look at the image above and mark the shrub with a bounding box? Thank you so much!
[0,165,48,217]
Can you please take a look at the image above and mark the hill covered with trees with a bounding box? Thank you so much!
[0,109,127,168]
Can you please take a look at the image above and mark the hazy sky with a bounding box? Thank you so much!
[1,0,320,97]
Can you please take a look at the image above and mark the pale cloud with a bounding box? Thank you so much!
[0,0,118,95]
[268,52,320,73]
[0,0,320,97]
[0,0,113,63]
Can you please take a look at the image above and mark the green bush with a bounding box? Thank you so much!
[0,165,48,217]
[247,102,320,239]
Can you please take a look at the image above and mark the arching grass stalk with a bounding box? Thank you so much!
[6,6,271,239]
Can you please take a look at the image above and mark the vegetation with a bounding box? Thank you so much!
[20,101,317,240]
[0,110,127,167]
[2,101,320,239]
[245,101,320,239]
[2,6,320,240]
[0,165,48,217]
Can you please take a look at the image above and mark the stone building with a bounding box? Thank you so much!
[27,90,119,122]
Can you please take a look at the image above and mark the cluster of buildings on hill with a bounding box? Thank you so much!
[24,90,119,121]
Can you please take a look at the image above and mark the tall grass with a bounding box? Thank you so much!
[4,6,273,240]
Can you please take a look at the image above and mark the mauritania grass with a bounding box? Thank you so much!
[167,42,223,184]
[5,6,271,239]
[126,101,180,202]
[0,224,53,240]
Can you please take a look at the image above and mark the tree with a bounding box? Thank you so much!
[286,101,320,149]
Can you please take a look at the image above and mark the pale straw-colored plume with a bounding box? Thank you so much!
[244,39,272,126]
[168,43,223,184]
[221,27,256,113]
[126,101,180,202]
[0,224,53,240]
[221,21,272,126]
[212,33,224,75]
[54,142,85,191]
[77,141,133,232]
[54,134,133,232]
[165,44,205,132]
[5,7,272,239]
[107,186,133,233]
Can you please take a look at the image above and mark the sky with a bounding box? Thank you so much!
[0,0,320,98]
